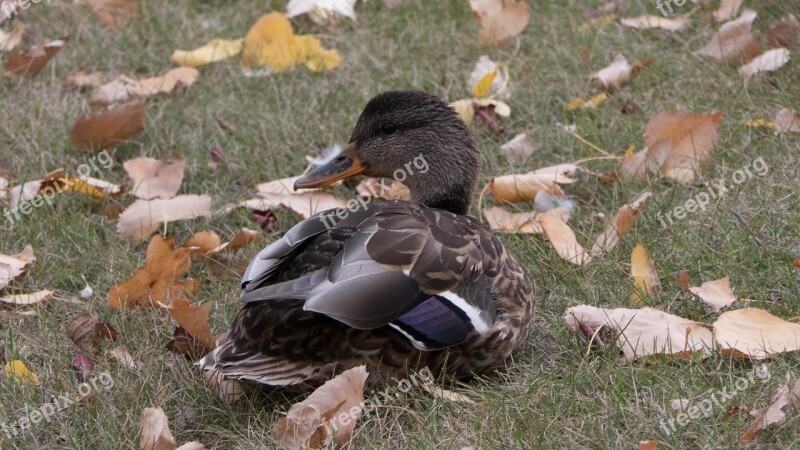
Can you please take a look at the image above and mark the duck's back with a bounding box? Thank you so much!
[200,201,533,386]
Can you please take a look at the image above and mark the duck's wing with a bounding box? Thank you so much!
[240,202,504,350]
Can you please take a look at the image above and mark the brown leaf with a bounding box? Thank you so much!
[565,305,714,362]
[638,441,658,450]
[0,244,35,290]
[739,382,793,443]
[5,37,67,77]
[538,214,592,265]
[591,191,652,255]
[86,0,140,28]
[488,165,575,204]
[233,176,346,220]
[273,366,368,449]
[713,308,800,359]
[620,15,689,32]
[139,407,176,450]
[0,22,26,52]
[500,133,541,164]
[774,108,800,134]
[688,276,737,312]
[123,156,186,200]
[71,100,146,151]
[165,326,211,359]
[766,14,799,48]
[474,103,506,134]
[469,0,530,46]
[67,70,108,89]
[117,195,213,240]
[695,10,763,64]
[208,228,262,254]
[631,244,659,305]
[163,301,214,348]
[182,231,221,255]
[591,54,650,90]
[107,235,196,308]
[90,68,199,106]
[67,313,101,355]
[482,206,571,234]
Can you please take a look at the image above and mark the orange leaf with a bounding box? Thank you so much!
[70,100,146,151]
[164,301,214,348]
[5,38,67,77]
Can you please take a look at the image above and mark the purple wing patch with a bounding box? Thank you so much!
[391,295,473,349]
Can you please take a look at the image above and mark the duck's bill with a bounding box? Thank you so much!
[294,144,365,189]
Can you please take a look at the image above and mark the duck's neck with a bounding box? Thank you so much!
[405,162,477,216]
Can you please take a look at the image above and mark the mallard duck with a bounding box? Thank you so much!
[200,90,533,386]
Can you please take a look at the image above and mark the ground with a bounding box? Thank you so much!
[1,0,799,448]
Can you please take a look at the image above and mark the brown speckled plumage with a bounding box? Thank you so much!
[199,91,534,387]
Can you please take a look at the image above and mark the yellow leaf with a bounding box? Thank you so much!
[450,99,475,124]
[585,92,608,108]
[565,97,585,112]
[171,38,244,67]
[631,244,659,305]
[471,67,497,98]
[745,119,775,129]
[4,360,39,385]
[242,13,340,72]
[623,145,635,158]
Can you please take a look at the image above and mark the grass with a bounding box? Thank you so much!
[1,0,799,448]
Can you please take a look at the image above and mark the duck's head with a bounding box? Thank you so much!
[294,90,481,215]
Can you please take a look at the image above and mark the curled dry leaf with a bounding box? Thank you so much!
[713,0,743,22]
[90,68,199,106]
[0,290,53,305]
[488,164,576,203]
[139,407,175,450]
[86,0,140,28]
[203,370,244,402]
[71,100,146,151]
[419,382,479,404]
[4,359,39,385]
[0,22,25,52]
[166,326,211,359]
[123,156,186,200]
[108,235,197,308]
[273,365,368,450]
[286,0,357,24]
[468,55,508,99]
[232,176,346,220]
[483,206,571,234]
[355,178,410,201]
[182,231,221,255]
[739,381,798,443]
[5,37,67,77]
[242,13,340,72]
[67,70,108,89]
[171,39,243,67]
[687,276,736,312]
[106,346,140,370]
[117,195,213,240]
[738,48,790,80]
[162,300,214,348]
[67,313,118,355]
[766,14,799,48]
[713,308,800,359]
[620,15,689,32]
[450,99,476,124]
[592,191,652,255]
[538,214,591,265]
[774,108,800,134]
[565,305,714,361]
[0,244,35,289]
[209,228,262,254]
[695,9,762,64]
[630,244,659,305]
[500,133,540,164]
[469,0,530,47]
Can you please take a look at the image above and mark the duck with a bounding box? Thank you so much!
[199,90,534,386]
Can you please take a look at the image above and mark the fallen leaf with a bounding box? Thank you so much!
[67,313,101,354]
[766,14,799,48]
[565,305,714,361]
[0,22,25,52]
[469,0,530,46]
[123,156,186,200]
[86,0,139,28]
[0,244,35,289]
[182,231,221,255]
[419,382,479,404]
[483,206,570,234]
[202,370,243,402]
[273,366,368,449]
[163,301,214,348]
[565,93,608,111]
[468,55,508,99]
[620,15,689,32]
[713,0,743,22]
[5,37,67,77]
[117,195,213,240]
[695,9,763,64]
[4,360,39,385]
[355,178,410,201]
[578,13,618,32]
[139,407,176,450]
[450,99,475,124]
[0,290,53,305]
[71,100,146,151]
[90,68,199,105]
[106,346,140,370]
[209,228,262,254]
[231,176,346,220]
[66,69,108,88]
[171,38,243,67]
[107,235,197,307]
[72,355,92,383]
[500,133,540,164]
[538,214,591,265]
[713,308,800,359]
[688,276,736,311]
[285,0,357,24]
[592,191,652,255]
[631,244,659,305]
[638,441,658,450]
[166,326,211,359]
[739,382,793,443]
[488,164,577,204]
[738,48,790,80]
[591,54,650,90]
[774,108,800,134]
[242,13,340,72]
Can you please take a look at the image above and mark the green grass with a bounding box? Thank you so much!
[1,0,799,448]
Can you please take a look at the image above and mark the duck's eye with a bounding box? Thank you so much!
[380,123,397,134]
